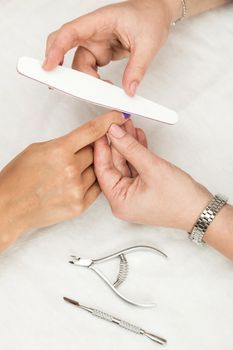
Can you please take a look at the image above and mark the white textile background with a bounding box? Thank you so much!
[0,1,232,350]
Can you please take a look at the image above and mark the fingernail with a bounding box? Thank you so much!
[129,81,138,96]
[122,112,131,120]
[109,124,126,139]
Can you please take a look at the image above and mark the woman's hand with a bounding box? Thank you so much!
[43,0,177,96]
[95,120,233,260]
[43,0,231,95]
[94,120,212,231]
[0,111,126,251]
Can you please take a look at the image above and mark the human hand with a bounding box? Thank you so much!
[0,111,126,251]
[43,0,179,96]
[94,120,212,231]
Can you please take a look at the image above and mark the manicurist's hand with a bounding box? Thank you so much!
[0,111,126,252]
[94,119,212,230]
[94,120,233,260]
[43,0,231,96]
[43,0,175,96]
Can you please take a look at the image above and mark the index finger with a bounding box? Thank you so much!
[43,13,99,70]
[64,111,129,153]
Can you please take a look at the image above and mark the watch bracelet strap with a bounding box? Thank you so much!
[189,194,228,246]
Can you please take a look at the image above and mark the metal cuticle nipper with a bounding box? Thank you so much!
[69,245,167,308]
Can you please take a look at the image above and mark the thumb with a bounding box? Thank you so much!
[108,124,154,176]
[123,41,157,96]
[63,111,129,153]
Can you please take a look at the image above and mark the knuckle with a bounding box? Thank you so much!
[133,64,146,77]
[87,120,101,139]
[60,23,70,32]
[26,142,43,152]
[71,202,85,216]
[59,23,76,39]
[27,142,39,149]
[117,158,127,167]
[71,185,84,200]
[63,165,77,180]
[47,31,56,43]
[49,143,66,159]
[125,139,139,154]
[65,189,85,216]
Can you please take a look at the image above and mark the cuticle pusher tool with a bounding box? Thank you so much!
[63,297,167,346]
[69,245,167,308]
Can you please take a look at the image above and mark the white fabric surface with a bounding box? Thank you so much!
[0,1,233,350]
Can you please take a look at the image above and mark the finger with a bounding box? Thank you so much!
[84,182,101,210]
[94,136,123,196]
[136,128,148,149]
[122,39,158,96]
[72,46,100,78]
[82,166,96,193]
[45,33,64,66]
[108,124,155,178]
[75,146,93,172]
[111,124,131,177]
[126,127,148,178]
[43,12,101,70]
[45,31,57,58]
[64,111,129,153]
[124,120,138,177]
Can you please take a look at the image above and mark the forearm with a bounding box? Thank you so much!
[186,0,232,17]
[204,204,233,260]
[166,0,232,22]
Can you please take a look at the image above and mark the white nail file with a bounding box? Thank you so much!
[17,56,178,124]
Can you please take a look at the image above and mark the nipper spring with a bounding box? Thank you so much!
[69,245,167,308]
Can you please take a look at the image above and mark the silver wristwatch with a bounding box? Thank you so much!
[189,194,228,246]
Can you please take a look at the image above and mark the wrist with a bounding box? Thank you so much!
[162,0,186,23]
[204,204,233,259]
[0,192,28,251]
[180,187,213,233]
[129,0,178,28]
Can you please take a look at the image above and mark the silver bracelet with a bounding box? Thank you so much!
[189,194,228,246]
[171,0,187,26]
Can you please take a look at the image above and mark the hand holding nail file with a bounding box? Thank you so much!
[17,56,178,125]
[63,297,167,345]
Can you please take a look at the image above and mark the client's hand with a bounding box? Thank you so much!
[43,0,177,96]
[0,111,126,251]
[94,120,212,231]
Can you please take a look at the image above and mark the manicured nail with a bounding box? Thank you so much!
[122,112,131,119]
[129,81,138,96]
[109,124,126,139]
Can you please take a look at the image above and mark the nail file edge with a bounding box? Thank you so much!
[17,56,178,125]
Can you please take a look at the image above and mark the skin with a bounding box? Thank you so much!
[94,121,233,261]
[42,0,232,260]
[0,111,126,252]
[43,0,232,96]
[1,0,232,255]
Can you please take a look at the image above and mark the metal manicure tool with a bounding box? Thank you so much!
[64,297,167,346]
[69,245,167,308]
